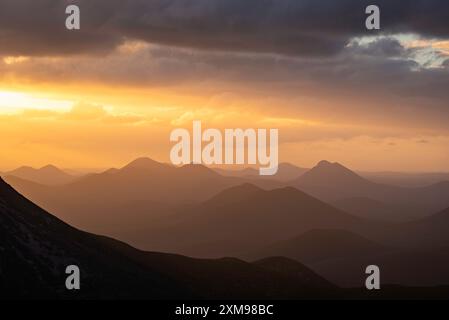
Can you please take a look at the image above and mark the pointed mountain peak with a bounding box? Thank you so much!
[297,160,368,187]
[316,160,346,169]
[205,183,263,205]
[121,157,165,170]
[317,160,332,167]
[311,160,358,174]
[39,164,63,172]
[224,183,263,193]
[265,186,314,202]
[10,165,34,173]
[9,165,66,174]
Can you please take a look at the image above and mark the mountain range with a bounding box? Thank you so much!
[0,175,449,300]
[0,176,340,299]
[3,158,282,236]
[136,183,363,257]
[1,165,76,186]
[5,157,449,253]
[293,160,449,221]
[243,227,449,287]
[2,173,449,296]
[213,162,308,181]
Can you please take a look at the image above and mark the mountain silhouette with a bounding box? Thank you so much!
[203,183,263,205]
[360,171,449,188]
[398,206,449,247]
[121,157,168,170]
[4,158,282,238]
[425,206,449,224]
[309,245,449,288]
[293,161,449,221]
[140,184,363,257]
[246,229,388,264]
[3,176,449,295]
[254,257,336,290]
[2,165,76,186]
[0,176,187,299]
[246,228,449,288]
[0,177,341,299]
[214,163,308,181]
[299,160,369,188]
[330,197,418,222]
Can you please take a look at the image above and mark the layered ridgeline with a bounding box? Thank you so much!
[5,158,449,264]
[213,162,308,181]
[6,159,449,243]
[293,160,449,221]
[0,177,338,299]
[1,165,76,186]
[138,184,363,257]
[4,158,282,237]
[0,176,449,299]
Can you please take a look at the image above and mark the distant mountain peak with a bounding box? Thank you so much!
[121,157,165,170]
[222,183,263,193]
[1,176,342,299]
[39,164,62,172]
[316,160,347,170]
[317,160,332,167]
[5,164,75,186]
[298,160,367,185]
[11,165,34,172]
[204,183,263,204]
[10,164,65,174]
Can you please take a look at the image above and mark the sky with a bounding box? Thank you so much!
[0,0,449,172]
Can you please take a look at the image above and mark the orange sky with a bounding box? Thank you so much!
[1,31,448,172]
[1,73,448,172]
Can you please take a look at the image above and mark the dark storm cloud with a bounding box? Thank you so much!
[349,37,408,57]
[0,0,448,57]
[0,0,121,56]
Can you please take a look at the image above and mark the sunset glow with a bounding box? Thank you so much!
[0,3,448,173]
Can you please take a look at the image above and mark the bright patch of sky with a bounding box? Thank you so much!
[349,33,449,69]
[0,91,73,114]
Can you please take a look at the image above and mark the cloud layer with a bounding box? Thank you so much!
[1,0,449,57]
